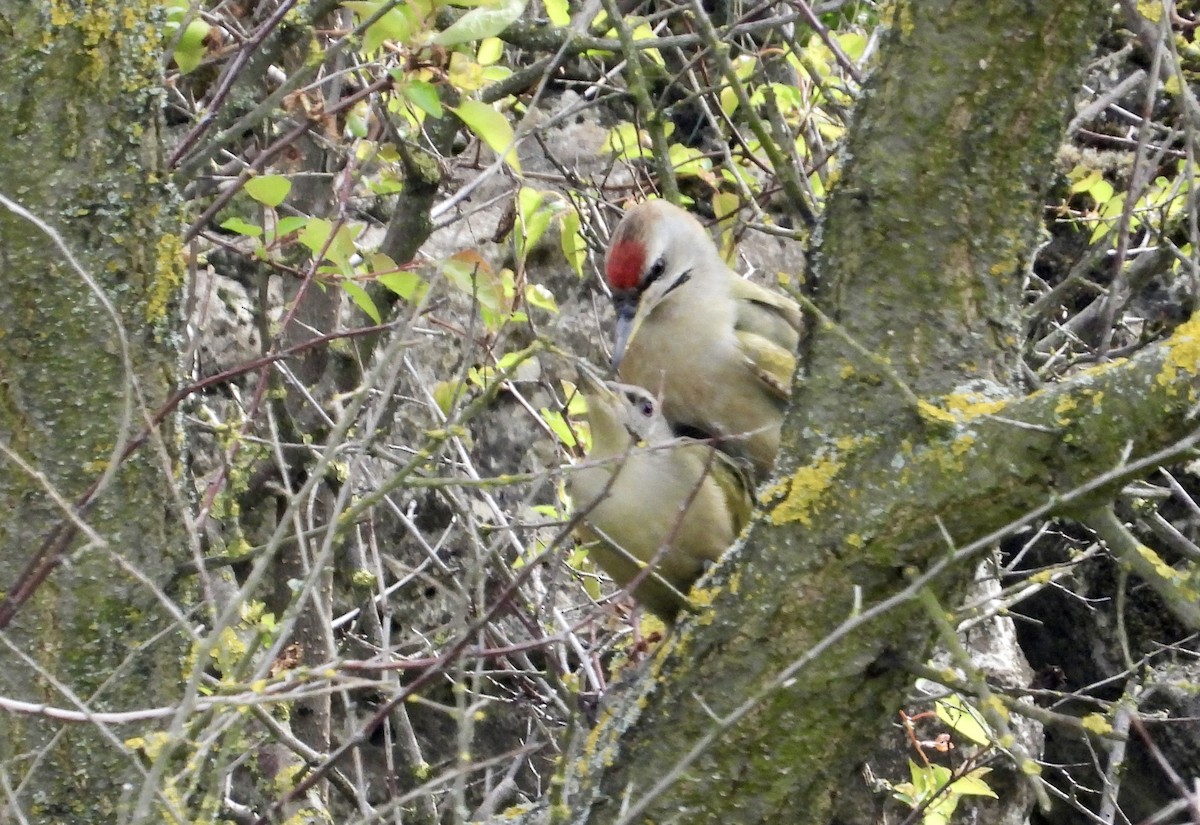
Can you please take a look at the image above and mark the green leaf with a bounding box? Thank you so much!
[712,192,739,222]
[366,175,405,196]
[731,53,758,82]
[1090,194,1125,243]
[1091,178,1116,205]
[273,216,309,241]
[541,408,576,447]
[923,803,954,825]
[517,188,553,261]
[835,31,868,61]
[477,36,504,65]
[452,100,520,172]
[495,349,529,372]
[433,380,465,415]
[499,267,516,296]
[298,219,358,269]
[345,105,369,138]
[1081,712,1113,735]
[403,80,444,118]
[544,0,570,26]
[768,81,802,113]
[170,18,210,74]
[378,271,428,302]
[342,281,381,323]
[482,65,512,83]
[220,217,263,237]
[563,380,587,416]
[604,123,648,159]
[1069,166,1103,194]
[244,175,292,208]
[377,259,424,296]
[719,85,739,117]
[343,1,413,51]
[467,365,494,388]
[433,0,527,46]
[298,219,333,258]
[518,187,545,221]
[525,283,558,313]
[627,21,662,61]
[328,227,359,268]
[568,415,591,452]
[910,759,940,793]
[712,192,740,262]
[369,251,399,274]
[950,767,998,799]
[442,251,504,311]
[935,694,993,746]
[448,52,486,92]
[522,209,553,259]
[668,142,712,177]
[559,208,586,277]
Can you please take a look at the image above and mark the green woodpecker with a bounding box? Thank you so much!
[605,200,802,480]
[568,371,753,623]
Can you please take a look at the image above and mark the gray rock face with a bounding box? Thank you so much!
[188,263,265,378]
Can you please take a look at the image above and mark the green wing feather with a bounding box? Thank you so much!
[736,329,795,403]
[709,449,755,532]
[728,277,801,405]
[731,277,803,352]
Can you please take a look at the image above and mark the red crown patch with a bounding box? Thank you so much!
[605,239,645,291]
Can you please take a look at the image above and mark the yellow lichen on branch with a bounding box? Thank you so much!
[917,392,1009,426]
[1155,312,1200,398]
[763,453,845,527]
[940,392,1009,420]
[147,233,185,324]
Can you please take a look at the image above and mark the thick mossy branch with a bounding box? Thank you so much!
[560,314,1199,825]
[794,2,1111,447]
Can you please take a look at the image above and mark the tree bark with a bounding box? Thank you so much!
[552,3,1166,823]
[0,3,184,821]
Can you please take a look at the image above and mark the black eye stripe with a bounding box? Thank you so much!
[663,270,690,296]
[641,257,666,291]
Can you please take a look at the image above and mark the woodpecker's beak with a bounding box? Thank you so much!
[611,292,638,370]
[576,363,610,396]
[576,365,625,445]
[577,364,624,412]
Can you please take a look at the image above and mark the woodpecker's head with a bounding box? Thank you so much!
[577,368,673,453]
[604,200,721,368]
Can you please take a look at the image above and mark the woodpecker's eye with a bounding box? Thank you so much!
[643,257,666,288]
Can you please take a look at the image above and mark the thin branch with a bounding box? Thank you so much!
[1081,505,1200,629]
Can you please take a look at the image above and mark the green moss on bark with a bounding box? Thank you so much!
[0,3,185,821]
